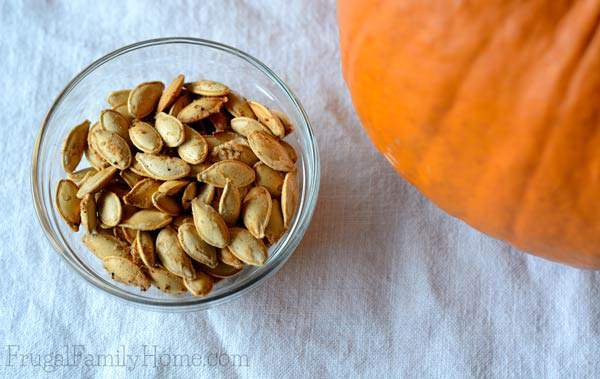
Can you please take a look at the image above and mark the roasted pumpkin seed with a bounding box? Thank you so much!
[281,170,299,228]
[83,233,129,259]
[280,139,298,163]
[129,121,163,154]
[120,209,172,230]
[196,183,215,204]
[177,223,218,268]
[225,91,256,119]
[203,131,239,150]
[181,182,198,210]
[228,227,268,266]
[151,191,181,216]
[200,261,242,278]
[136,153,190,180]
[254,162,284,196]
[91,129,132,170]
[168,93,192,117]
[219,247,244,269]
[80,193,97,233]
[247,131,295,172]
[56,179,81,231]
[211,139,259,166]
[156,112,185,147]
[186,80,229,96]
[148,266,187,294]
[199,160,255,188]
[271,109,295,136]
[230,117,271,137]
[119,169,142,188]
[156,227,196,279]
[248,100,285,137]
[265,198,285,245]
[113,103,134,122]
[183,272,214,297]
[61,120,90,173]
[157,74,184,113]
[177,126,208,164]
[76,166,118,198]
[122,178,161,208]
[97,191,122,227]
[127,81,165,119]
[218,179,241,226]
[67,167,97,187]
[102,256,150,290]
[242,186,272,239]
[107,89,131,108]
[158,179,189,195]
[191,198,230,248]
[177,96,227,123]
[100,109,130,141]
[136,230,156,268]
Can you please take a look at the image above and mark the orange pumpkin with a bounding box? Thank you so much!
[338,0,600,267]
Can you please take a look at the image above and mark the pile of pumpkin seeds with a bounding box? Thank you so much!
[55,75,299,296]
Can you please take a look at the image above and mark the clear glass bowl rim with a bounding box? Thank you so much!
[31,37,320,312]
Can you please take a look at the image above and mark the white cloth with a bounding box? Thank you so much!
[1,0,598,377]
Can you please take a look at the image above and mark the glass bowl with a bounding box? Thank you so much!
[31,37,320,311]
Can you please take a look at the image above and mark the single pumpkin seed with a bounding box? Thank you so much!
[85,124,110,169]
[186,80,230,96]
[200,261,242,278]
[265,198,285,245]
[113,103,135,122]
[157,74,184,113]
[191,198,230,248]
[177,223,218,268]
[129,121,163,154]
[247,131,295,172]
[281,170,299,228]
[102,256,150,290]
[82,233,129,259]
[271,109,295,136]
[227,227,268,266]
[127,81,165,119]
[177,96,227,123]
[151,191,181,216]
[242,186,272,239]
[97,191,122,227]
[203,131,239,150]
[123,178,160,208]
[230,117,271,137]
[158,179,189,195]
[136,153,190,180]
[107,89,131,108]
[219,247,244,269]
[196,183,215,204]
[80,193,97,233]
[148,266,187,294]
[248,100,285,137]
[56,179,81,231]
[156,227,196,279]
[136,230,157,268]
[129,239,143,266]
[155,112,185,147]
[199,160,255,188]
[119,169,142,188]
[100,109,130,141]
[209,112,229,132]
[67,167,97,187]
[225,91,256,119]
[279,139,298,162]
[61,120,90,173]
[181,182,198,210]
[76,166,118,198]
[129,153,151,177]
[91,129,132,170]
[211,140,259,166]
[168,93,192,117]
[254,162,284,196]
[120,209,172,230]
[218,179,241,226]
[177,126,208,164]
[183,272,214,297]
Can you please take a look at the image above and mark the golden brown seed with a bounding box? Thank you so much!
[177,126,209,164]
[247,131,295,172]
[196,183,215,205]
[184,272,214,297]
[80,193,97,234]
[230,117,271,137]
[203,131,239,150]
[186,80,230,96]
[127,81,165,119]
[181,182,198,210]
[173,215,194,228]
[83,233,129,259]
[168,93,192,117]
[119,169,142,188]
[67,167,97,187]
[271,109,295,136]
[248,100,285,137]
[107,89,131,108]
[102,256,150,290]
[61,120,90,173]
[177,223,218,268]
[122,178,161,208]
[129,121,163,154]
[254,162,284,196]
[157,74,184,113]
[265,198,285,245]
[242,186,272,239]
[191,198,230,248]
[200,261,243,278]
[91,129,132,170]
[120,226,137,244]
[227,227,268,266]
[225,91,256,119]
[279,140,298,163]
[158,179,189,195]
[156,227,196,279]
[177,96,227,123]
[85,141,110,170]
[97,191,122,227]
[100,109,130,141]
[151,191,181,216]
[113,103,135,122]
[148,267,187,294]
[129,153,151,177]
[211,140,259,166]
[281,170,299,228]
[76,166,118,199]
[219,247,244,269]
[56,179,81,231]
[120,210,173,231]
[136,230,156,268]
[218,179,241,226]
[199,160,255,188]
[155,112,185,147]
[135,153,190,181]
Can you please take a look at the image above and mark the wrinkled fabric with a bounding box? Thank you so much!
[0,0,598,377]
